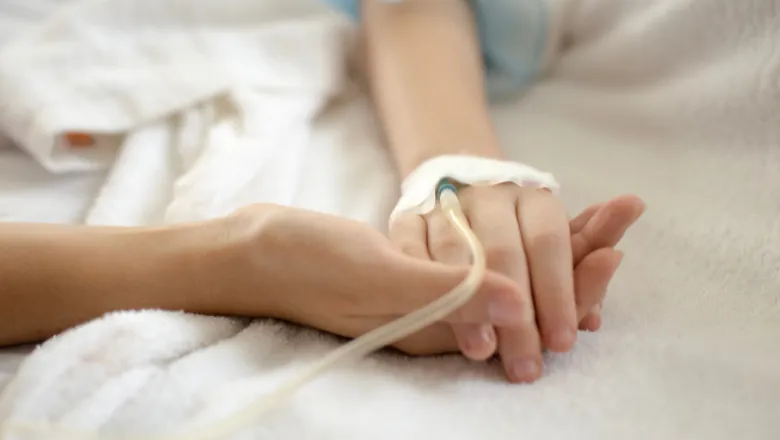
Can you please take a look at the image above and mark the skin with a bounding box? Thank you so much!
[360,0,645,381]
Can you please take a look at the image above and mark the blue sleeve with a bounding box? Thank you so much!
[321,0,360,20]
[321,0,551,100]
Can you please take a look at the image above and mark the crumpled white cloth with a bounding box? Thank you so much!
[0,0,351,174]
[1,0,780,439]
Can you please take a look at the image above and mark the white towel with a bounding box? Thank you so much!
[1,0,779,439]
[0,0,350,173]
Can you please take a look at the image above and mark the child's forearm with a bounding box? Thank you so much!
[362,0,503,178]
[0,222,229,346]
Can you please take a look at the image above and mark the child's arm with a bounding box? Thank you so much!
[360,0,575,383]
[338,0,640,383]
[361,0,503,177]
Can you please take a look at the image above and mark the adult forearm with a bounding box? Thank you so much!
[0,221,231,346]
[362,0,503,177]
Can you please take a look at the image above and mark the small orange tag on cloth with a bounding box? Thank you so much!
[64,132,96,149]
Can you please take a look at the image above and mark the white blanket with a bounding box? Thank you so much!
[1,0,779,439]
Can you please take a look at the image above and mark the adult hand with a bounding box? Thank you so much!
[389,186,645,382]
[214,204,530,349]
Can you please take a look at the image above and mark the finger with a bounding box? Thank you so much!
[388,214,430,260]
[427,207,471,266]
[377,256,529,326]
[578,248,624,331]
[344,315,459,357]
[427,207,497,361]
[580,303,603,332]
[392,323,459,357]
[573,248,623,323]
[569,202,612,330]
[518,189,577,353]
[572,194,646,263]
[571,195,643,330]
[464,189,542,382]
[388,215,487,353]
[569,203,603,234]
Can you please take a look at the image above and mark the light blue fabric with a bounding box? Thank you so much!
[321,0,550,100]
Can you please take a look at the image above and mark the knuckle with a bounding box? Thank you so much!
[463,185,514,207]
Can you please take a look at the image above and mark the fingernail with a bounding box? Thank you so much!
[549,328,577,352]
[510,359,541,382]
[614,251,625,267]
[463,325,495,351]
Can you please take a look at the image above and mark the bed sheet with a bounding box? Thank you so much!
[0,347,34,394]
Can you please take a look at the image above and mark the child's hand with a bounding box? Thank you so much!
[389,186,645,382]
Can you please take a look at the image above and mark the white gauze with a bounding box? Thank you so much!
[389,154,560,225]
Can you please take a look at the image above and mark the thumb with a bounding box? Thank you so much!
[376,253,530,327]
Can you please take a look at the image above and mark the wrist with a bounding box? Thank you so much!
[397,143,505,179]
[145,216,271,318]
[175,207,286,319]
